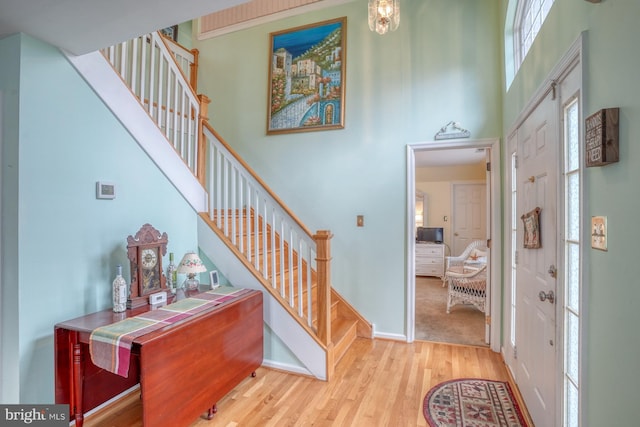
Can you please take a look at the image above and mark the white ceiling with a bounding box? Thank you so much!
[414,148,487,168]
[0,0,249,55]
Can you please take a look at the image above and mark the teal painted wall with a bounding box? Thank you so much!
[501,0,640,424]
[0,34,200,403]
[0,33,22,403]
[194,0,502,336]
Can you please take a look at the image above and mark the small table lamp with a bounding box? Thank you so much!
[177,252,207,291]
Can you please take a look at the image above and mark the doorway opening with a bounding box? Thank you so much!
[406,139,501,352]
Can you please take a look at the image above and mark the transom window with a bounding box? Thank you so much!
[514,0,555,69]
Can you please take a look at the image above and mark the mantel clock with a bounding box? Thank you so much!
[126,223,169,309]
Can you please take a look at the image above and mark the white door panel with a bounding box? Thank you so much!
[452,184,486,256]
[515,89,557,427]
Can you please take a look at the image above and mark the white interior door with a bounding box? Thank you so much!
[452,183,486,256]
[515,89,558,427]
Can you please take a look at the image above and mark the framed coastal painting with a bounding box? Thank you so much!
[267,17,346,134]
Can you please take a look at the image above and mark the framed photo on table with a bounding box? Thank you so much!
[209,270,220,289]
[267,17,346,134]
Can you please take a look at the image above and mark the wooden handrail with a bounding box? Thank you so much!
[196,94,211,187]
[200,213,329,350]
[201,120,315,239]
[156,34,200,102]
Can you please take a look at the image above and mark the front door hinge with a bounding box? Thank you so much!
[513,345,518,360]
[515,250,519,265]
[514,155,518,169]
[486,161,491,172]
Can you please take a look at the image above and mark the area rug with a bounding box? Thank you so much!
[423,378,529,427]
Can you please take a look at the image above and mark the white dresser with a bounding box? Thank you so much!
[415,242,445,277]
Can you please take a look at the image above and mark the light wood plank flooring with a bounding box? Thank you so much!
[85,338,528,427]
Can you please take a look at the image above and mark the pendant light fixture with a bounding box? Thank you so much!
[368,0,400,35]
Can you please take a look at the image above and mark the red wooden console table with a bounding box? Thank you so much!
[54,289,263,427]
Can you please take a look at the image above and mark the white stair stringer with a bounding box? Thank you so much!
[64,50,207,213]
[197,217,328,380]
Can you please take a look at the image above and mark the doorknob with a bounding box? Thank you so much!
[539,290,555,304]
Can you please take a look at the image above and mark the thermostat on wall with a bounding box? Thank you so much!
[96,181,116,199]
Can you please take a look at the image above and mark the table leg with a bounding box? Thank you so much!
[71,333,84,427]
[207,404,217,420]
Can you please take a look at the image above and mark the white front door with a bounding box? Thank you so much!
[452,183,486,256]
[515,89,558,427]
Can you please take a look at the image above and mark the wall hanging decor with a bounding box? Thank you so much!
[521,207,541,249]
[585,108,619,167]
[160,25,178,41]
[267,17,346,134]
[591,216,608,251]
[434,121,471,140]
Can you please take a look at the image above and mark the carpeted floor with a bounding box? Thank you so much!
[415,276,487,347]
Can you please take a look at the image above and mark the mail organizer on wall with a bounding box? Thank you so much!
[585,108,619,167]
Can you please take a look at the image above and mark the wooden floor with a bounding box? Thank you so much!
[85,338,529,427]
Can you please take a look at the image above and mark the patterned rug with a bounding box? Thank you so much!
[423,378,529,427]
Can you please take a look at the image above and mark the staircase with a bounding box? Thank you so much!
[67,31,371,381]
[200,123,371,379]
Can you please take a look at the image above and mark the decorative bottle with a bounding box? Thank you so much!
[112,265,127,313]
[167,252,177,293]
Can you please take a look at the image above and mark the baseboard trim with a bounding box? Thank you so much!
[261,359,312,377]
[373,331,407,341]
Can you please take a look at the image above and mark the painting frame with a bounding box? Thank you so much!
[209,270,220,289]
[266,17,347,135]
[160,25,178,42]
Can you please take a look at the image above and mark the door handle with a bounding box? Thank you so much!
[539,290,555,304]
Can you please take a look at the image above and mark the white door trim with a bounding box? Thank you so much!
[406,138,501,352]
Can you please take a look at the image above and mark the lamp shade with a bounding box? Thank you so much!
[177,252,207,274]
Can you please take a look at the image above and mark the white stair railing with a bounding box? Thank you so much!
[100,33,333,349]
[203,123,319,330]
[101,32,200,175]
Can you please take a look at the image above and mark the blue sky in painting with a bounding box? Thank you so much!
[272,22,341,59]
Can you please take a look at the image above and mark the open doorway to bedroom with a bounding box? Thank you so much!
[406,139,501,352]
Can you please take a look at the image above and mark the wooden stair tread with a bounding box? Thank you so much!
[331,316,358,364]
[202,209,371,377]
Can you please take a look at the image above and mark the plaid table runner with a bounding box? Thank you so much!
[89,287,252,377]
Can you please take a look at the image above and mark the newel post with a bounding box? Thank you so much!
[190,49,199,92]
[196,94,211,186]
[314,230,333,348]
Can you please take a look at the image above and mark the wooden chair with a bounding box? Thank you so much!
[444,264,487,314]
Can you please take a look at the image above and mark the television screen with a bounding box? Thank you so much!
[416,227,443,244]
